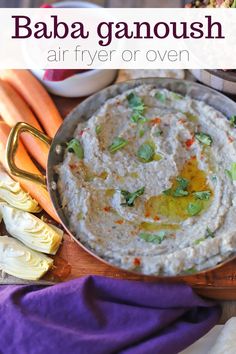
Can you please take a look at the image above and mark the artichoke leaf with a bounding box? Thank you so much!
[0,170,41,213]
[0,203,62,255]
[0,236,53,280]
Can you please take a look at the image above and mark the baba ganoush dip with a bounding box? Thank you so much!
[57,85,236,276]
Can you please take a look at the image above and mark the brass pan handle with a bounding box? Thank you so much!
[6,122,52,188]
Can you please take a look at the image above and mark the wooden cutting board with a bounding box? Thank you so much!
[1,80,236,300]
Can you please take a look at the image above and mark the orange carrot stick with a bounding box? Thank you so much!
[0,79,49,170]
[0,121,60,223]
[0,69,63,138]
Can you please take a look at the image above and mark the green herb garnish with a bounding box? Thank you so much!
[120,187,145,207]
[108,137,128,154]
[205,227,215,239]
[230,115,236,127]
[95,125,102,135]
[193,190,211,200]
[176,177,189,190]
[211,175,217,183]
[131,113,147,124]
[194,237,206,245]
[162,189,172,196]
[127,92,146,123]
[173,188,189,197]
[137,143,155,162]
[172,92,183,100]
[138,125,149,138]
[139,230,166,244]
[154,129,163,137]
[194,227,215,245]
[184,267,197,274]
[67,138,84,159]
[155,91,166,102]
[163,177,189,197]
[195,132,213,146]
[139,129,145,138]
[187,202,202,216]
[226,162,236,181]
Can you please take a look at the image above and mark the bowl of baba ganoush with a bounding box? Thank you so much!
[10,78,236,277]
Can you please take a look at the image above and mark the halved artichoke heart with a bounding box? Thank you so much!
[0,203,63,255]
[0,170,41,213]
[0,236,53,280]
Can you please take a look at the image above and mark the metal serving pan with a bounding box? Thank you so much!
[5,77,236,277]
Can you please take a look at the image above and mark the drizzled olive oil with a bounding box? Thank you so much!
[145,157,213,222]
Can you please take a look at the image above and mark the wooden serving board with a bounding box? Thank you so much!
[1,78,236,300]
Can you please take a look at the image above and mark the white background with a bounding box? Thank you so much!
[0,8,235,69]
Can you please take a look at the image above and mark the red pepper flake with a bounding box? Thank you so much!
[145,212,151,218]
[115,219,124,225]
[69,164,77,170]
[133,257,141,267]
[178,118,186,124]
[153,215,160,221]
[150,117,161,125]
[79,128,89,136]
[228,136,234,143]
[191,155,197,160]
[103,206,112,212]
[185,137,195,149]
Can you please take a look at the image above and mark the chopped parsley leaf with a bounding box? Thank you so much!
[193,190,211,200]
[154,129,163,137]
[108,137,128,154]
[194,237,206,245]
[163,177,189,197]
[195,132,213,146]
[162,188,172,196]
[211,175,217,183]
[194,227,215,245]
[137,143,155,162]
[95,125,102,135]
[205,227,215,239]
[226,162,236,181]
[139,231,166,244]
[187,202,202,216]
[173,188,189,197]
[155,91,166,102]
[184,267,197,274]
[230,115,236,127]
[67,138,84,159]
[176,177,189,190]
[120,187,145,207]
[172,92,183,100]
[127,92,146,124]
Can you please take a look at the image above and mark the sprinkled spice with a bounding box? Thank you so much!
[150,117,161,125]
[185,137,195,149]
[103,206,112,212]
[133,257,141,266]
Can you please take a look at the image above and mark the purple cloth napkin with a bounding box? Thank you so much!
[0,276,220,354]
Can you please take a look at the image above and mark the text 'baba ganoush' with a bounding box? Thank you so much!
[57,85,236,276]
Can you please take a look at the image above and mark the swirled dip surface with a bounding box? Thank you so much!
[57,85,236,275]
